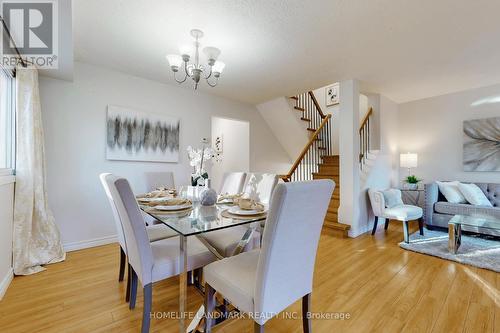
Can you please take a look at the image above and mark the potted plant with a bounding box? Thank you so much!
[187,138,221,187]
[404,175,422,190]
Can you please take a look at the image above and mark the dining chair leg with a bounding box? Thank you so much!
[119,247,126,282]
[254,322,264,333]
[403,221,409,243]
[371,217,379,235]
[126,263,131,302]
[418,218,424,235]
[141,283,153,333]
[204,283,216,333]
[302,293,312,333]
[384,219,390,230]
[129,268,138,309]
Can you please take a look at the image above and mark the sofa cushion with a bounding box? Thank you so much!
[458,183,493,207]
[475,183,500,208]
[436,181,467,204]
[434,201,500,219]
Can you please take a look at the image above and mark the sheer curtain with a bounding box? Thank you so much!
[13,66,65,275]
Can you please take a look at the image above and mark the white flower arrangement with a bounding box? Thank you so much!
[187,138,221,186]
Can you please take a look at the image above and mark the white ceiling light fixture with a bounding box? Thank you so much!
[166,29,225,90]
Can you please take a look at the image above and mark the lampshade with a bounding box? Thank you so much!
[212,61,225,74]
[166,54,183,69]
[400,153,418,168]
[203,46,221,61]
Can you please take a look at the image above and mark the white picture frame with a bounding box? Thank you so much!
[326,83,340,106]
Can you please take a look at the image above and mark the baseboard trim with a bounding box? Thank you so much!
[63,235,118,252]
[0,268,13,300]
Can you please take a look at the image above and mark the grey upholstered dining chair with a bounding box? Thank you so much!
[144,171,175,191]
[100,174,177,301]
[219,171,246,195]
[199,172,278,258]
[104,173,217,333]
[204,180,335,333]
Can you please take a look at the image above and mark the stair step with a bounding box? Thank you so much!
[318,147,326,150]
[318,165,339,174]
[294,106,305,112]
[313,173,339,181]
[325,211,338,221]
[324,221,350,232]
[289,96,298,100]
[300,117,311,122]
[322,155,339,164]
[330,198,340,208]
[307,128,317,132]
[314,138,323,141]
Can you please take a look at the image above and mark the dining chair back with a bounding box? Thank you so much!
[219,172,246,195]
[100,173,127,251]
[144,171,175,191]
[255,180,334,322]
[242,173,279,205]
[106,174,154,285]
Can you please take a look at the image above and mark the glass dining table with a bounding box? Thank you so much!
[141,202,266,333]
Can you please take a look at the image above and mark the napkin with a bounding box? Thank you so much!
[142,198,192,207]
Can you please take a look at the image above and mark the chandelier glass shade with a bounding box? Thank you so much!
[166,29,225,89]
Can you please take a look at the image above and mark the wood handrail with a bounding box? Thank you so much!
[281,114,331,181]
[359,107,373,133]
[308,91,327,119]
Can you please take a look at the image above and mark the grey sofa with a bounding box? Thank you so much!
[424,182,500,236]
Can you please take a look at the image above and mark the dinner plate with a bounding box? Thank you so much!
[228,206,266,216]
[137,197,170,203]
[154,204,193,211]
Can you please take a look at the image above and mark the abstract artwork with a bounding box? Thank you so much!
[326,83,340,106]
[463,116,500,171]
[106,105,180,162]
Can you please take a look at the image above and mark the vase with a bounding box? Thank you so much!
[200,187,217,206]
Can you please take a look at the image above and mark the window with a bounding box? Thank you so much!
[0,68,15,175]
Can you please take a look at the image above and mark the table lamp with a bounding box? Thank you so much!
[400,152,418,176]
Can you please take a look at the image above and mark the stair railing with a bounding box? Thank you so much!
[359,107,373,168]
[281,91,332,182]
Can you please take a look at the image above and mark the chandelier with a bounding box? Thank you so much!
[166,29,225,89]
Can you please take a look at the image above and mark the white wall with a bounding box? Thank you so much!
[211,117,250,191]
[256,97,308,160]
[312,85,340,154]
[398,83,500,184]
[0,176,14,299]
[337,80,362,236]
[40,62,290,250]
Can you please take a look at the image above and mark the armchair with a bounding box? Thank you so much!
[368,189,424,243]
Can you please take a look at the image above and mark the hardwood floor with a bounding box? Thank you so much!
[0,223,498,333]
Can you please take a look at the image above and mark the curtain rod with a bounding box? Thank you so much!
[0,15,28,68]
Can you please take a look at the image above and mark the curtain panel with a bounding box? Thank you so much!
[13,66,65,275]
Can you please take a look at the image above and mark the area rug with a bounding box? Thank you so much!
[399,229,500,272]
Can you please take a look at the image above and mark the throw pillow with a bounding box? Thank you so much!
[382,189,404,208]
[436,181,467,204]
[457,183,493,207]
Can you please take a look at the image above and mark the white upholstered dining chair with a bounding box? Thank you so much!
[204,180,335,333]
[104,174,217,333]
[200,172,278,258]
[368,188,423,243]
[242,172,279,206]
[144,171,175,191]
[219,172,246,195]
[100,174,177,302]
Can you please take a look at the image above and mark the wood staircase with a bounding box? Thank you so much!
[313,155,349,237]
[281,92,350,237]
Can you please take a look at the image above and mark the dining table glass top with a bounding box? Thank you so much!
[141,202,266,236]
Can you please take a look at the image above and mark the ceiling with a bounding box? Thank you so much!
[73,0,500,104]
